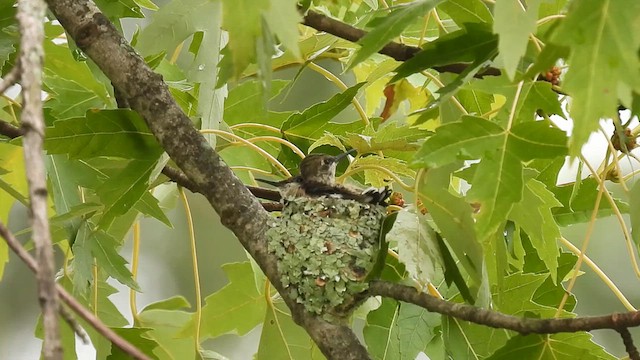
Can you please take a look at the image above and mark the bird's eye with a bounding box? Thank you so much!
[323,158,333,165]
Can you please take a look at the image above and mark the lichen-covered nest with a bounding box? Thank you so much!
[267,196,386,318]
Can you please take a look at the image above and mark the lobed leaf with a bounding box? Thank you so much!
[195,262,266,338]
[549,0,640,155]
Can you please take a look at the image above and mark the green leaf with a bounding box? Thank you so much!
[391,23,498,82]
[468,149,522,238]
[142,296,191,312]
[347,0,445,70]
[415,117,565,238]
[264,0,301,58]
[108,328,158,360]
[438,0,493,26]
[282,83,366,142]
[96,160,158,228]
[345,122,429,154]
[493,0,540,79]
[308,132,347,153]
[183,0,225,147]
[418,165,482,283]
[256,301,316,359]
[221,0,269,79]
[138,307,197,359]
[509,179,562,283]
[73,222,140,290]
[494,272,552,316]
[488,333,616,360]
[442,316,509,359]
[364,298,440,360]
[551,178,629,226]
[194,262,266,338]
[95,0,145,20]
[136,0,222,57]
[549,0,640,155]
[43,29,110,106]
[387,209,442,284]
[45,109,163,160]
[412,116,503,168]
[0,1,18,69]
[350,155,415,187]
[135,191,173,227]
[508,120,567,160]
[224,79,290,125]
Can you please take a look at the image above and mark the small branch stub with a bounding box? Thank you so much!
[267,196,386,320]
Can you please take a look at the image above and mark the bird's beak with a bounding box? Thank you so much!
[331,148,356,163]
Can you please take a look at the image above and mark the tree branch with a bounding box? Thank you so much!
[0,119,23,138]
[44,1,371,358]
[0,220,152,360]
[369,281,640,333]
[616,326,640,360]
[301,9,501,78]
[0,61,21,95]
[16,0,62,358]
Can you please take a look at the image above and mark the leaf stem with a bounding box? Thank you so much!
[178,187,202,351]
[559,236,636,311]
[129,221,141,323]
[200,129,291,177]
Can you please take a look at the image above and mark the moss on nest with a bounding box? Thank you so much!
[267,196,386,319]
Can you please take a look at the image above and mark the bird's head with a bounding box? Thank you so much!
[299,149,355,184]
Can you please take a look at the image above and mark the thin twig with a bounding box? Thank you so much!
[0,63,21,95]
[301,9,501,78]
[616,326,640,360]
[17,0,62,358]
[0,119,24,138]
[0,220,152,360]
[58,305,90,344]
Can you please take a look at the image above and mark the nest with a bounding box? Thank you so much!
[267,196,386,319]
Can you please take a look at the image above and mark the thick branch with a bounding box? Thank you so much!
[301,9,501,77]
[17,0,62,358]
[0,221,151,360]
[369,281,640,334]
[44,1,370,358]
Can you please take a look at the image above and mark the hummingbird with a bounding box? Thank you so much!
[258,150,391,205]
